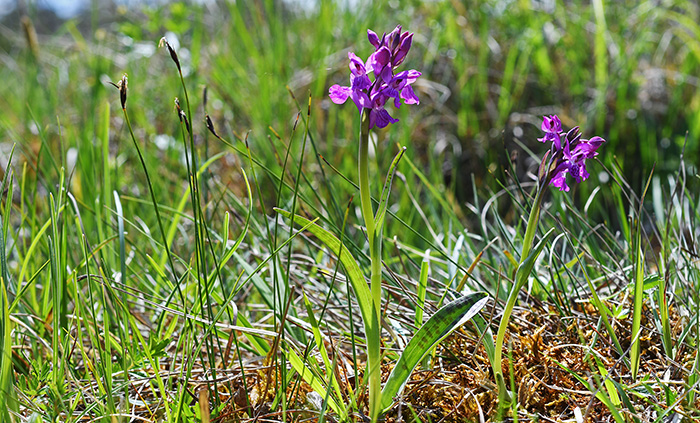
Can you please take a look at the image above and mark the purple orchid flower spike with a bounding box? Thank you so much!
[537,115,605,191]
[329,25,420,129]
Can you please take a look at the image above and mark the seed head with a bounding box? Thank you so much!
[109,74,128,109]
[159,37,181,72]
[205,115,219,138]
[174,98,189,133]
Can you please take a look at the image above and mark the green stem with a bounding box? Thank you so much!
[520,185,543,261]
[358,111,375,237]
[492,184,544,405]
[358,109,382,422]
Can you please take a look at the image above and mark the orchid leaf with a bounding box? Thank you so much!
[375,146,406,230]
[472,313,496,364]
[381,291,488,411]
[275,209,373,339]
[514,227,556,291]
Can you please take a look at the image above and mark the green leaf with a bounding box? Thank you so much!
[275,209,373,339]
[0,278,17,419]
[381,292,488,411]
[471,313,496,365]
[302,291,346,408]
[630,236,644,381]
[554,359,626,423]
[514,227,556,291]
[285,346,346,419]
[415,250,430,330]
[375,146,406,230]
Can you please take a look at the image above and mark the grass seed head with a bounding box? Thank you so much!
[174,98,189,133]
[119,74,128,109]
[205,115,219,138]
[109,74,128,109]
[159,36,182,72]
[21,16,39,60]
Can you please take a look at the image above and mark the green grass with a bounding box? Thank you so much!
[1,0,700,421]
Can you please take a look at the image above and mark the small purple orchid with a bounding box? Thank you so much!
[538,115,563,150]
[329,25,421,129]
[538,115,605,192]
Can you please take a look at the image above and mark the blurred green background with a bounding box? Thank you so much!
[1,0,698,217]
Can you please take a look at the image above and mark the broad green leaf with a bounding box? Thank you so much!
[381,291,488,411]
[471,313,496,364]
[275,209,372,338]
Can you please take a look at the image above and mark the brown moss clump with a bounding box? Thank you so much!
[383,296,698,423]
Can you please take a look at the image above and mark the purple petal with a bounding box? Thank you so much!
[569,161,581,182]
[563,137,572,158]
[400,84,420,105]
[550,168,570,192]
[393,32,413,66]
[379,67,394,84]
[370,108,399,129]
[381,86,401,108]
[329,85,351,104]
[405,69,421,83]
[584,136,606,150]
[541,115,562,133]
[370,46,392,75]
[350,73,371,91]
[552,133,561,151]
[539,132,561,152]
[368,29,381,48]
[370,91,390,109]
[348,52,367,77]
[578,162,590,181]
[350,90,371,113]
[572,140,600,159]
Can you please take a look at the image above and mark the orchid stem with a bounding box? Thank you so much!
[492,183,544,408]
[359,108,383,423]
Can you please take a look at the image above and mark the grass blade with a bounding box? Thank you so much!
[630,232,644,381]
